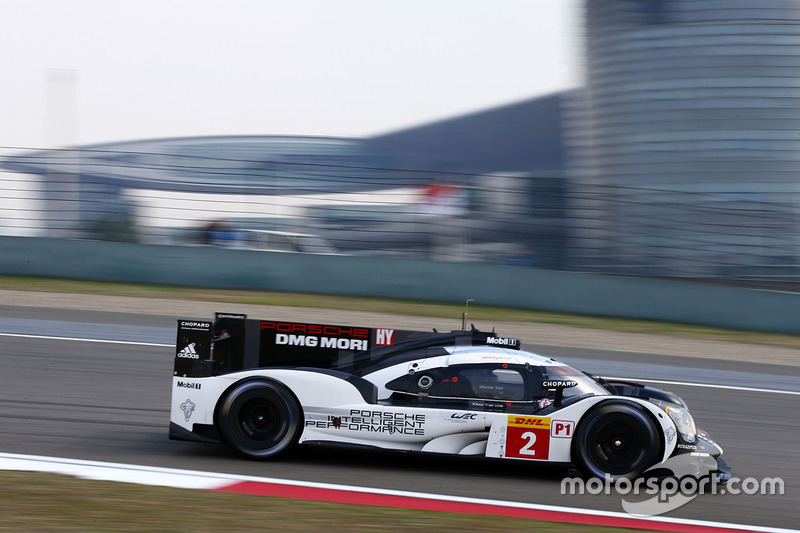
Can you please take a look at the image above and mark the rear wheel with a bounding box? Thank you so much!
[573,403,660,480]
[218,379,301,459]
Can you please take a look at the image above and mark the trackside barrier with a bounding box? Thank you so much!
[0,236,798,335]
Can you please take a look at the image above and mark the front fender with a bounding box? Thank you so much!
[484,395,677,464]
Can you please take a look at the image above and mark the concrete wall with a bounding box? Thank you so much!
[1,236,798,335]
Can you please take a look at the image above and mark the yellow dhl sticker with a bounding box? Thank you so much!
[507,416,550,429]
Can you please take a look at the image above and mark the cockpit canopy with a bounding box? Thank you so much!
[381,347,610,408]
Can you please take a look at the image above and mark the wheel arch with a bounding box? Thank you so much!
[214,376,306,447]
[571,398,665,478]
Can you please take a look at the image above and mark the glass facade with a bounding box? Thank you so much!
[77,136,408,193]
[567,0,800,279]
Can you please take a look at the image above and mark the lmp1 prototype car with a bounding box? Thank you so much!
[169,314,729,481]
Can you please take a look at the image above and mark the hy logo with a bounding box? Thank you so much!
[622,454,719,516]
[180,399,196,422]
[375,329,395,346]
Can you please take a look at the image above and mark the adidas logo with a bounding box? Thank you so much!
[177,343,199,359]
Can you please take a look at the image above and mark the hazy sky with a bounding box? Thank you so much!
[1,0,581,148]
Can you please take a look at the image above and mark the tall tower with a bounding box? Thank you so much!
[44,69,81,238]
[566,0,800,279]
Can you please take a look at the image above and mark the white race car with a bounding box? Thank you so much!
[169,314,729,481]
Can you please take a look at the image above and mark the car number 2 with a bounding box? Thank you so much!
[505,425,550,460]
[519,431,539,455]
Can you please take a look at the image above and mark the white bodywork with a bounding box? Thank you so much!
[171,345,679,465]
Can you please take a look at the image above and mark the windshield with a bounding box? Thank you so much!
[539,365,610,398]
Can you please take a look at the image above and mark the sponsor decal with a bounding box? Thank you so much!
[469,400,507,412]
[505,416,551,459]
[509,416,550,429]
[274,333,368,351]
[537,398,553,409]
[677,443,698,450]
[215,313,246,320]
[486,336,519,347]
[260,322,369,338]
[177,343,199,359]
[551,420,575,438]
[176,381,201,390]
[180,399,195,422]
[180,321,211,330]
[542,380,578,388]
[305,410,425,435]
[375,328,395,346]
[665,427,676,445]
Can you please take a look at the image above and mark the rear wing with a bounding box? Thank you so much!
[174,313,520,379]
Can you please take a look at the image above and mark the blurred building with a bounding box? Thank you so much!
[566,0,800,279]
[4,0,800,280]
[1,98,568,264]
[4,136,396,242]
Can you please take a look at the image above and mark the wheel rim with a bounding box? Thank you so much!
[238,398,287,443]
[590,420,644,473]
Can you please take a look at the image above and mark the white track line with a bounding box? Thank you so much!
[4,332,799,395]
[603,376,800,396]
[0,452,796,533]
[0,332,171,347]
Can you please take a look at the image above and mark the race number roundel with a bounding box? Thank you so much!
[505,416,550,460]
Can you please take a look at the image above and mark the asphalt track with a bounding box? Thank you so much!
[1,303,798,530]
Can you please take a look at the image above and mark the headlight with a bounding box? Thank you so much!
[653,401,697,444]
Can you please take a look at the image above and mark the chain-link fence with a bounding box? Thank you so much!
[2,146,798,282]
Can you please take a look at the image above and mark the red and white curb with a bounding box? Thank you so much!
[0,452,794,533]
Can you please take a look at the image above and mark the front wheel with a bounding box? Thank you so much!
[573,403,661,481]
[218,379,302,459]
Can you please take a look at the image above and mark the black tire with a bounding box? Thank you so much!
[573,402,661,481]
[218,379,302,459]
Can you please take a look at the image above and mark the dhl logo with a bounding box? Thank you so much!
[508,416,550,429]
